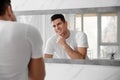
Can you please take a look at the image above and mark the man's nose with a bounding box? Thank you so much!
[56,26,60,30]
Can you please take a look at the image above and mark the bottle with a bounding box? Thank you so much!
[111,53,115,60]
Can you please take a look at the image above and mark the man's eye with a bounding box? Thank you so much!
[58,23,61,25]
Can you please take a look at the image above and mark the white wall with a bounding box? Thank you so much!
[12,0,120,11]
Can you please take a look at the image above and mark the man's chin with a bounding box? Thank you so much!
[56,33,62,36]
[56,32,61,34]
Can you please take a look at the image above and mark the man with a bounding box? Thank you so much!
[0,0,45,80]
[44,14,88,59]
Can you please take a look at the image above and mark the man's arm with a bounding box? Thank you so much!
[57,36,87,59]
[63,43,87,59]
[44,54,53,58]
[28,57,45,80]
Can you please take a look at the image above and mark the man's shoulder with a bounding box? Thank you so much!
[74,31,86,35]
[48,35,57,40]
[0,21,32,29]
[46,35,57,44]
[13,22,38,31]
[70,30,85,36]
[8,22,39,34]
[13,21,33,27]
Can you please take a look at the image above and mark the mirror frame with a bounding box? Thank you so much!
[15,6,120,15]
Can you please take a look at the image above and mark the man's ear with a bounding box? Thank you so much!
[5,6,12,19]
[6,5,16,21]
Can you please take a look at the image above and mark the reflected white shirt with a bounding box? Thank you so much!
[44,31,88,59]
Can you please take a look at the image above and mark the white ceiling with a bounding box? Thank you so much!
[11,0,120,11]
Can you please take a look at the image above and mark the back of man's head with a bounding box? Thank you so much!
[0,0,11,16]
[51,14,66,23]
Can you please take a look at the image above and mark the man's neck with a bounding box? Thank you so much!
[0,15,8,21]
[62,30,70,39]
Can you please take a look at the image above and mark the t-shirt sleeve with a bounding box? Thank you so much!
[76,32,88,48]
[26,26,43,58]
[44,37,54,55]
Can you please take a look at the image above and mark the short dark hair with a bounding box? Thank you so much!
[0,0,11,16]
[51,14,66,23]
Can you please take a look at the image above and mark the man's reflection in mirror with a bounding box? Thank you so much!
[44,14,88,59]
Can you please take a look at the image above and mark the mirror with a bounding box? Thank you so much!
[15,6,120,60]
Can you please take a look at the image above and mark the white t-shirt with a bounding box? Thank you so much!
[44,31,88,59]
[0,20,43,80]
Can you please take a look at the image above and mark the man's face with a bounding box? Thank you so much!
[52,18,67,36]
